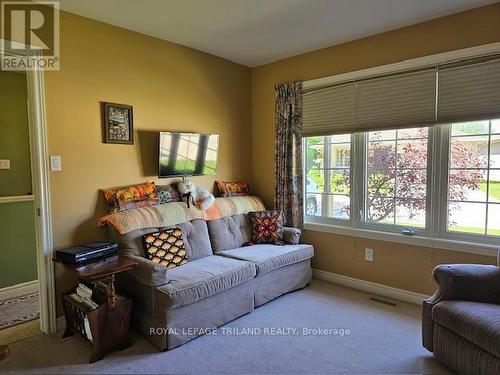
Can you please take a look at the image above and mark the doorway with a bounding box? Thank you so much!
[0,44,56,338]
[0,70,39,342]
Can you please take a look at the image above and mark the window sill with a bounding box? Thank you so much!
[304,222,499,258]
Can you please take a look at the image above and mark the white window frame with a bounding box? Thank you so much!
[357,129,434,237]
[304,128,434,237]
[436,122,500,246]
[303,134,354,227]
[302,42,500,257]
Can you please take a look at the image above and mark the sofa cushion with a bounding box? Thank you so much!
[218,244,314,276]
[432,300,500,358]
[207,214,250,253]
[175,219,213,260]
[112,219,212,259]
[156,255,256,309]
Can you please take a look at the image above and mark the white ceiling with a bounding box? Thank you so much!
[58,0,497,67]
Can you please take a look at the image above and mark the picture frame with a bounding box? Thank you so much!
[101,102,134,144]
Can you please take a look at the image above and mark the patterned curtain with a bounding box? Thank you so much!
[274,81,303,228]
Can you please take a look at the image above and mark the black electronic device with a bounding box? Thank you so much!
[55,242,118,264]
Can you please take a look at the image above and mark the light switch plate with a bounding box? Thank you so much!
[0,159,10,169]
[50,156,62,171]
[365,248,374,262]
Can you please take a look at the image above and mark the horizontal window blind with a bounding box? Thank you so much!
[302,55,500,136]
[437,59,500,122]
[302,83,355,136]
[356,70,436,131]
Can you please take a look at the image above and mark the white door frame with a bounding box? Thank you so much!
[1,41,57,334]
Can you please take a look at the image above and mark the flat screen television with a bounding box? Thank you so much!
[158,132,219,178]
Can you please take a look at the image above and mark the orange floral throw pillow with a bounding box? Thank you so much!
[142,228,188,269]
[103,182,159,213]
[248,210,284,245]
[215,180,250,197]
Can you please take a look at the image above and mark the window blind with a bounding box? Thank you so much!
[302,55,500,136]
[302,83,355,136]
[437,58,500,123]
[356,69,436,131]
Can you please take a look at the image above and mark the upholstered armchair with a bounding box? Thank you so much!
[422,262,500,375]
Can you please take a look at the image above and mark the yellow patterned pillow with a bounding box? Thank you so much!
[142,228,188,269]
[103,182,159,213]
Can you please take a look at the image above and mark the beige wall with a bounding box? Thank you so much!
[251,3,500,295]
[26,3,500,309]
[44,12,251,305]
[46,12,251,248]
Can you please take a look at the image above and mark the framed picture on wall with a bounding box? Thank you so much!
[101,102,134,144]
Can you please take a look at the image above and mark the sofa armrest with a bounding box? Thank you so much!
[282,227,302,245]
[120,250,169,287]
[422,263,500,352]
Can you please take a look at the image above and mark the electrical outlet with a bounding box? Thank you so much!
[0,159,10,169]
[365,248,374,262]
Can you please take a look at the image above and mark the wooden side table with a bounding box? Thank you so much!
[55,255,137,363]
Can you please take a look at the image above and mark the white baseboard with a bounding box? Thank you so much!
[0,280,39,301]
[312,269,429,305]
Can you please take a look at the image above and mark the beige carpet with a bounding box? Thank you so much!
[0,319,40,345]
[0,280,454,374]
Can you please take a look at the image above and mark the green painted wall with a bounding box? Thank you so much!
[0,71,37,289]
[0,201,37,288]
[0,71,32,196]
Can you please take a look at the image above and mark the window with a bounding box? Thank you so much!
[304,119,500,245]
[447,120,500,236]
[366,128,429,229]
[304,134,351,220]
[302,52,500,247]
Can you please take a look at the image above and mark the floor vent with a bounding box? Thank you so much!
[369,297,398,307]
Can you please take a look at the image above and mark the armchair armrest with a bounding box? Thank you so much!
[429,264,500,304]
[120,250,169,287]
[422,263,500,352]
[282,227,302,245]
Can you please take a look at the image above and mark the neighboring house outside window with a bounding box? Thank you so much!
[447,120,500,236]
[304,134,351,220]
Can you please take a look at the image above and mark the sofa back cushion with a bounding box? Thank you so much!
[207,214,251,253]
[110,218,213,260]
[177,219,213,260]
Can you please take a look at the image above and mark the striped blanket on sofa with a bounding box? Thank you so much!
[97,196,265,235]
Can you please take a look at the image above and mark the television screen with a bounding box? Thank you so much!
[159,132,219,178]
